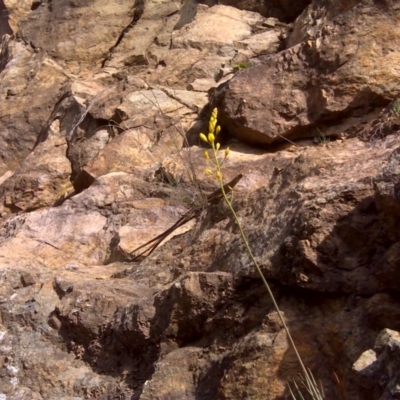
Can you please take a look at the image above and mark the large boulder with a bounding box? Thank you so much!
[0,38,69,175]
[18,0,138,72]
[213,0,400,144]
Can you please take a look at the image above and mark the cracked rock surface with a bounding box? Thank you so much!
[0,0,400,399]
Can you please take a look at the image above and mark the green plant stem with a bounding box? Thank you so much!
[211,143,322,400]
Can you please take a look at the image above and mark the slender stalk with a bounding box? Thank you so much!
[210,142,321,399]
[201,109,324,400]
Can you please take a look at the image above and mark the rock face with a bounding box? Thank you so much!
[0,0,400,399]
[213,0,400,144]
[353,329,400,399]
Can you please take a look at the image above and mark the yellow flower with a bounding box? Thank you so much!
[209,108,218,133]
[215,142,220,150]
[215,125,221,135]
[225,147,230,157]
[209,121,215,134]
[216,171,222,179]
[208,133,215,143]
[204,150,210,159]
[205,168,213,175]
[199,133,208,143]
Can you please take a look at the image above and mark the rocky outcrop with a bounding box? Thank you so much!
[213,0,400,144]
[18,0,138,71]
[0,0,400,399]
[353,328,400,400]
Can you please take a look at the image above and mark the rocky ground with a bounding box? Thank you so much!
[0,0,400,399]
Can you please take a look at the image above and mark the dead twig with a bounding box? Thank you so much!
[130,173,243,260]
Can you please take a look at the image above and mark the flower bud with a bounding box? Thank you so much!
[204,150,210,159]
[216,142,220,150]
[209,121,215,134]
[199,133,208,143]
[209,109,218,132]
[208,133,215,143]
[225,147,230,157]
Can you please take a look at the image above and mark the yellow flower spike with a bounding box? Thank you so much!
[199,133,208,143]
[204,150,210,159]
[209,121,215,134]
[209,109,218,131]
[216,142,220,150]
[199,96,317,395]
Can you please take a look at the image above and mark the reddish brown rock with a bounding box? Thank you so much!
[0,39,69,175]
[213,0,400,144]
[0,0,400,399]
